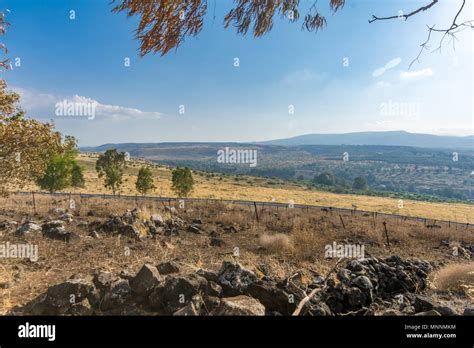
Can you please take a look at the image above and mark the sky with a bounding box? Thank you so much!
[1,0,473,146]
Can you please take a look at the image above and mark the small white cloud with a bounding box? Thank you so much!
[384,58,402,70]
[372,57,402,77]
[13,87,161,120]
[400,68,433,80]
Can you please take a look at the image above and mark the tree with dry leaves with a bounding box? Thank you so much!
[0,10,66,195]
[113,0,472,66]
[112,0,345,56]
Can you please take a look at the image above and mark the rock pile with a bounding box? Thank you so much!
[11,256,465,317]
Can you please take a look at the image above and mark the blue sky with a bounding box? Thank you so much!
[2,0,473,146]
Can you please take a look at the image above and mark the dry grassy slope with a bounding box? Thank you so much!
[22,154,474,223]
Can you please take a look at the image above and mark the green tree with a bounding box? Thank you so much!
[35,136,84,193]
[71,162,86,188]
[36,155,73,193]
[313,172,336,186]
[171,167,194,198]
[352,177,368,190]
[136,166,156,195]
[96,149,127,195]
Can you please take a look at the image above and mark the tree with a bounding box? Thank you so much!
[112,0,472,66]
[136,166,156,195]
[36,155,73,193]
[71,162,86,188]
[352,177,368,191]
[171,166,194,197]
[35,136,85,193]
[112,0,345,56]
[96,149,127,195]
[0,81,63,195]
[0,11,64,195]
[313,172,336,186]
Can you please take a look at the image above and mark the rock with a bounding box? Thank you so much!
[217,261,257,295]
[192,218,203,225]
[65,302,92,315]
[210,238,225,247]
[119,224,141,239]
[100,279,132,311]
[0,220,18,230]
[187,224,201,234]
[173,303,198,316]
[129,264,161,297]
[204,296,221,312]
[92,271,114,290]
[196,269,219,283]
[157,261,180,275]
[414,295,435,313]
[337,269,352,284]
[44,279,94,309]
[59,213,74,222]
[42,220,79,242]
[0,281,11,289]
[433,305,457,316]
[119,270,134,280]
[207,281,223,297]
[211,296,265,316]
[247,281,295,315]
[351,276,373,290]
[223,226,238,234]
[463,308,474,316]
[307,302,332,316]
[382,309,402,316]
[15,222,41,235]
[49,208,66,215]
[415,310,442,316]
[346,260,364,272]
[346,287,370,308]
[150,274,208,313]
[89,231,100,239]
[151,214,164,226]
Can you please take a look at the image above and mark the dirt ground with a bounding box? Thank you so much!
[0,194,473,314]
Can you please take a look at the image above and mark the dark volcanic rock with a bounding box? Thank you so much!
[247,280,295,315]
[149,274,209,313]
[211,295,265,316]
[129,264,161,297]
[217,261,257,296]
[157,261,180,275]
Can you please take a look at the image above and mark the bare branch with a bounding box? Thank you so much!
[368,0,439,23]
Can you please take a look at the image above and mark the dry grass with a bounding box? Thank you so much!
[1,194,473,314]
[433,262,474,294]
[259,233,293,254]
[10,153,474,223]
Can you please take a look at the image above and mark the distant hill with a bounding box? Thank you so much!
[258,131,474,149]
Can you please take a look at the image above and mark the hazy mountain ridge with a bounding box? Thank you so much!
[258,131,474,149]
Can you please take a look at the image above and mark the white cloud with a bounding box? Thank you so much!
[12,87,161,120]
[372,57,402,77]
[400,68,433,80]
